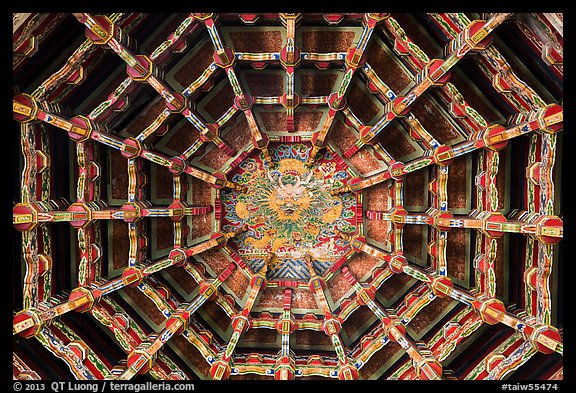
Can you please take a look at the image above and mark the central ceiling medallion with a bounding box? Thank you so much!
[221,143,360,281]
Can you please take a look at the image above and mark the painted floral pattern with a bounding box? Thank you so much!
[221,144,358,280]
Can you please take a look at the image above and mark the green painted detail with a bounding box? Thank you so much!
[338,69,354,96]
[91,308,132,352]
[404,266,430,283]
[90,79,132,118]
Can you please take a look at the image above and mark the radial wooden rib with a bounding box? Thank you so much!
[117,263,236,380]
[380,15,489,137]
[199,15,270,162]
[13,354,41,380]
[347,14,513,156]
[361,62,440,150]
[427,13,544,113]
[76,13,236,156]
[342,267,443,380]
[279,13,301,132]
[87,14,198,123]
[306,255,359,380]
[35,323,103,379]
[308,14,385,163]
[13,98,244,190]
[211,259,269,380]
[329,105,562,194]
[13,229,245,336]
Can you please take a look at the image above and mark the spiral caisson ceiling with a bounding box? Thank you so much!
[12,12,563,381]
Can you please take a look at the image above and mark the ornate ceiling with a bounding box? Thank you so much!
[12,12,563,381]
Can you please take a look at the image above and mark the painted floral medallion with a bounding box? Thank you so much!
[220,144,359,281]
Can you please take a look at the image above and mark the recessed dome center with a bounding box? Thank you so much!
[221,143,359,281]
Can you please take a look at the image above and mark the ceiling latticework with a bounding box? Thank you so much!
[12,12,563,381]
